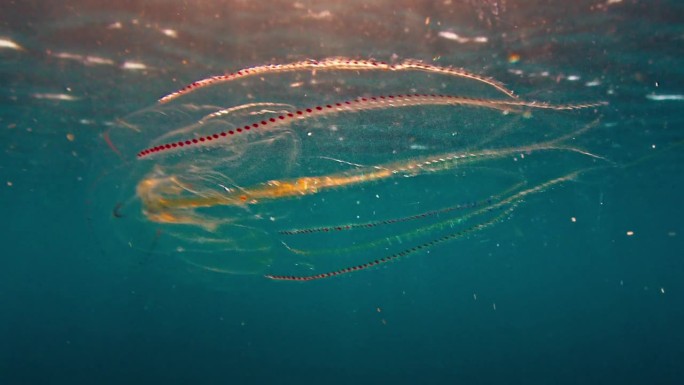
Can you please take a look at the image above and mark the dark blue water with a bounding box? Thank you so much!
[1,1,683,384]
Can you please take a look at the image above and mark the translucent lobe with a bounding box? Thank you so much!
[265,171,580,281]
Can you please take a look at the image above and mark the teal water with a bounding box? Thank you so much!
[1,1,683,384]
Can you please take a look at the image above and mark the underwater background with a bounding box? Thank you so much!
[1,0,683,384]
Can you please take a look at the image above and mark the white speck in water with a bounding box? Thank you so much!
[0,38,23,50]
[121,61,148,70]
[33,93,79,101]
[646,94,684,101]
[161,28,178,38]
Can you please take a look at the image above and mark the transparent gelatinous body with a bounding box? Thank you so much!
[99,57,606,280]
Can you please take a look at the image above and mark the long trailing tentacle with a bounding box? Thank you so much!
[266,202,520,281]
[159,57,518,104]
[278,198,497,236]
[138,93,606,160]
